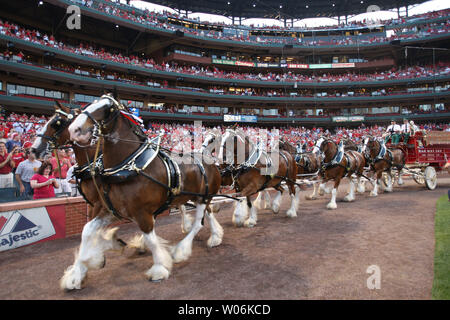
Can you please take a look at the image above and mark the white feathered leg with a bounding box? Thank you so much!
[60,215,117,290]
[244,199,258,228]
[343,179,356,202]
[286,187,299,218]
[205,211,224,248]
[397,173,404,186]
[306,182,319,200]
[144,229,173,281]
[385,176,393,192]
[263,190,271,209]
[272,191,282,213]
[369,178,379,197]
[356,177,366,193]
[180,205,193,234]
[171,203,206,263]
[232,199,248,227]
[327,188,338,210]
[254,192,264,210]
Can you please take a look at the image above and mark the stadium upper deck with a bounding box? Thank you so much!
[0,0,448,126]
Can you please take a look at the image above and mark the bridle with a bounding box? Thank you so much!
[36,109,75,150]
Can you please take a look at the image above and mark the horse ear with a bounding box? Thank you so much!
[54,101,62,111]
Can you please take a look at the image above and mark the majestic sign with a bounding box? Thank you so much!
[0,207,56,251]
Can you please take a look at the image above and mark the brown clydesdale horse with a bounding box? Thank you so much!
[31,101,129,240]
[313,137,366,209]
[216,128,299,227]
[67,94,223,288]
[361,136,406,196]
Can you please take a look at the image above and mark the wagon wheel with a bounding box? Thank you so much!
[413,170,425,185]
[424,166,437,190]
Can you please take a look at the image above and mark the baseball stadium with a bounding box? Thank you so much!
[0,0,449,304]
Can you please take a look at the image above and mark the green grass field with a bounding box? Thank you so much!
[432,194,450,300]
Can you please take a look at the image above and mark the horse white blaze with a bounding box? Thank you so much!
[361,137,369,154]
[144,229,173,281]
[171,203,206,263]
[68,113,90,143]
[312,138,324,154]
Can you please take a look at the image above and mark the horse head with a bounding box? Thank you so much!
[217,128,249,166]
[201,128,221,158]
[31,101,78,159]
[319,139,338,162]
[68,94,122,145]
[365,136,381,159]
[312,137,325,154]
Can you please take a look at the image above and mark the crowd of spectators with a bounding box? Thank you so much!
[3,47,449,101]
[71,0,450,46]
[1,110,449,202]
[1,19,450,100]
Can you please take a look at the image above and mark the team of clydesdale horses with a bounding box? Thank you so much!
[31,95,405,290]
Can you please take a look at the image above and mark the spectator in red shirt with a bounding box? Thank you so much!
[50,149,72,194]
[11,147,25,170]
[0,142,16,188]
[30,162,59,199]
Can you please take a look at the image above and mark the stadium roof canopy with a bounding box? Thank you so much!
[143,0,428,20]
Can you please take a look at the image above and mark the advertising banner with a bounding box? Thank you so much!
[332,63,355,68]
[287,64,309,69]
[224,115,258,123]
[0,207,56,251]
[235,61,255,67]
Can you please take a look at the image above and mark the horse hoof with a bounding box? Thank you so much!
[327,203,337,210]
[146,265,170,281]
[207,235,223,248]
[244,219,256,228]
[149,279,162,283]
[343,196,354,202]
[305,195,316,200]
[369,193,378,197]
[171,243,191,263]
[286,208,297,218]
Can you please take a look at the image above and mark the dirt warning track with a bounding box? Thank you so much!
[0,176,448,300]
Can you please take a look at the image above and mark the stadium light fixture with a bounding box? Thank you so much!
[253,4,256,7]
[38,1,43,6]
